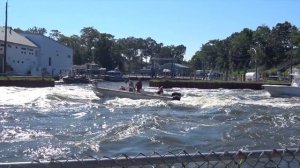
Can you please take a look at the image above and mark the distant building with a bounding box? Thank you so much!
[0,27,38,75]
[22,33,73,76]
[160,63,190,76]
[245,72,259,81]
[0,27,73,76]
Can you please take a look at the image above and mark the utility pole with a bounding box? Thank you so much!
[3,0,8,73]
[250,48,257,81]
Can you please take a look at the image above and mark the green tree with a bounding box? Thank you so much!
[13,27,24,33]
[252,25,271,68]
[80,27,101,62]
[117,37,143,72]
[269,21,297,66]
[94,33,115,70]
[172,45,186,63]
[27,26,47,35]
[58,35,86,65]
[290,28,300,58]
[190,50,205,70]
[229,28,253,71]
[49,29,62,40]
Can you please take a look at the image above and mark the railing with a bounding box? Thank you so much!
[0,148,299,168]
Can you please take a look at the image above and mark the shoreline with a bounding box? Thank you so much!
[0,76,55,87]
[149,79,289,90]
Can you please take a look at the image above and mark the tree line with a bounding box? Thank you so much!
[14,27,186,73]
[15,21,300,76]
[190,21,300,77]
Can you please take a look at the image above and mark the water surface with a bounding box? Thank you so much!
[0,82,299,161]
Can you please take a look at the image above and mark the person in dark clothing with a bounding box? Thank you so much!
[135,78,142,93]
[157,86,164,95]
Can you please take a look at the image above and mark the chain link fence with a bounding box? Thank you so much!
[0,148,299,168]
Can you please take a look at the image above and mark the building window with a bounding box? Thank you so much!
[68,55,71,58]
[49,57,52,66]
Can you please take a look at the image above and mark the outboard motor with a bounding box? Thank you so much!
[171,92,181,101]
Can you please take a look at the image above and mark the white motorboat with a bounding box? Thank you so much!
[92,86,181,101]
[263,71,300,97]
[262,84,300,97]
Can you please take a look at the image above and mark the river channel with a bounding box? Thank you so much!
[0,81,299,162]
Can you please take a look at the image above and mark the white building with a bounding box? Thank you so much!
[0,27,73,76]
[0,27,38,75]
[22,33,73,76]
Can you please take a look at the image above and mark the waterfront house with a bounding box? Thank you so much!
[0,27,73,77]
[0,27,38,75]
[22,32,73,77]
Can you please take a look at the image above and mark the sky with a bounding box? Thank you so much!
[1,0,300,61]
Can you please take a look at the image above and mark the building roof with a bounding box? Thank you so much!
[21,32,73,50]
[0,27,37,48]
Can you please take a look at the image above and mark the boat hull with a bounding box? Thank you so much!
[262,84,300,97]
[92,86,178,101]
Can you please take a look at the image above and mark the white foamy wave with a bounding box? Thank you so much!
[73,140,101,153]
[0,85,98,108]
[242,98,300,109]
[0,126,52,143]
[53,84,98,101]
[171,95,237,109]
[24,145,69,160]
[72,112,87,118]
[0,87,49,106]
[86,124,138,143]
[104,98,168,108]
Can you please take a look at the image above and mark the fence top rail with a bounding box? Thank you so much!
[0,148,299,168]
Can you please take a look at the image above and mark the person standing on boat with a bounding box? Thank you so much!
[128,80,135,92]
[135,78,143,93]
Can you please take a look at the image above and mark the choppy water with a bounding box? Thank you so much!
[0,81,299,162]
